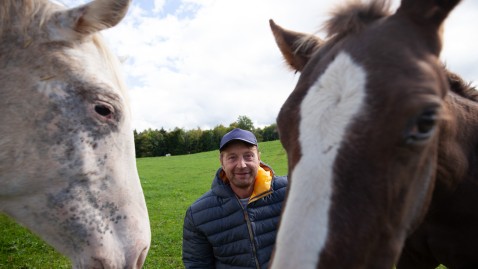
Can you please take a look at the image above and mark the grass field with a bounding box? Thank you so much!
[0,140,448,269]
[0,140,288,268]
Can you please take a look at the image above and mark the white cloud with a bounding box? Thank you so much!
[441,1,478,80]
[111,0,337,131]
[153,0,166,14]
[56,0,478,131]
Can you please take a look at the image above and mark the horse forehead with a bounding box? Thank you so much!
[299,52,367,156]
[1,45,122,111]
[48,39,121,83]
[1,42,127,153]
[2,38,127,111]
[335,18,447,100]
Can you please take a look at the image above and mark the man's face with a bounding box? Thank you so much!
[220,141,260,194]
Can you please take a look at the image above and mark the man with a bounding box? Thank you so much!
[182,128,288,269]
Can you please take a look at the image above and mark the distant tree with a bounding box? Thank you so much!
[235,115,254,131]
[133,130,142,157]
[150,130,166,156]
[133,119,281,158]
[135,128,155,157]
[262,123,279,141]
[186,128,203,154]
[212,124,229,148]
[199,130,215,152]
[228,122,238,129]
[168,127,186,155]
[254,130,264,143]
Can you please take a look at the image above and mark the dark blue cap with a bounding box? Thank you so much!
[219,128,258,151]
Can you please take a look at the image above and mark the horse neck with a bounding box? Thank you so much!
[437,91,478,187]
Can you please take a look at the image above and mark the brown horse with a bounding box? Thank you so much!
[0,0,150,268]
[268,0,470,268]
[396,69,478,269]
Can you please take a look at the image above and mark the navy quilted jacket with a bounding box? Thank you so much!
[182,163,288,269]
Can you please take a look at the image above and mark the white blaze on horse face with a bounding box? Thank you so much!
[272,52,367,268]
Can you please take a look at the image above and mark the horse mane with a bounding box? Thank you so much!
[323,0,392,38]
[291,0,392,69]
[436,67,478,189]
[445,67,478,102]
[0,0,55,39]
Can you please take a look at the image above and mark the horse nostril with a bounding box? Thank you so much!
[91,257,106,269]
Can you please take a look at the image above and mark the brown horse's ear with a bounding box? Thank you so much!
[398,0,461,24]
[396,0,462,55]
[48,0,131,40]
[269,19,323,72]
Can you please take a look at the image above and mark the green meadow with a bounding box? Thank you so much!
[0,140,448,269]
[0,140,287,269]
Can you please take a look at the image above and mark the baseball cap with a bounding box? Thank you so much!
[219,128,258,151]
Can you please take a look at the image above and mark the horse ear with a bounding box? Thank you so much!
[395,0,461,55]
[397,0,461,27]
[49,0,131,40]
[269,19,323,72]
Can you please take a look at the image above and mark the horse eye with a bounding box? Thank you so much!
[94,104,113,118]
[416,110,436,134]
[405,108,438,143]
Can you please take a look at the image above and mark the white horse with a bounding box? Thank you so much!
[0,0,151,268]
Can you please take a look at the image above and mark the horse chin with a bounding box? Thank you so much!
[70,237,149,269]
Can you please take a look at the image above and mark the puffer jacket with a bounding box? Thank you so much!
[182,162,288,269]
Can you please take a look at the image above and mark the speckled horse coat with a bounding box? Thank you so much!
[0,1,150,268]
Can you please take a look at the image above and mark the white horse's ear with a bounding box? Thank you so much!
[48,0,131,40]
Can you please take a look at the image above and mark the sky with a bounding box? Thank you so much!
[60,0,478,132]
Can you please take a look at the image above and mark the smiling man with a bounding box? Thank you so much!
[182,128,288,269]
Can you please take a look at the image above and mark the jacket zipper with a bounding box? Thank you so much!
[237,198,261,269]
[243,210,261,269]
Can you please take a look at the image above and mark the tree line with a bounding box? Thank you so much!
[134,115,279,157]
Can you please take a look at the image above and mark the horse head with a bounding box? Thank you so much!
[0,0,150,268]
[269,0,461,268]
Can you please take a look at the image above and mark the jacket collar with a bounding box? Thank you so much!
[249,164,273,203]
